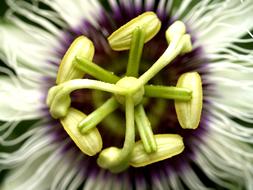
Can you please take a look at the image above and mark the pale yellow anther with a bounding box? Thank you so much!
[60,108,103,156]
[56,36,94,84]
[130,134,184,167]
[175,72,203,129]
[165,21,186,43]
[108,12,161,51]
[48,36,94,118]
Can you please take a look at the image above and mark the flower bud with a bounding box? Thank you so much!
[175,72,203,129]
[108,12,161,51]
[130,134,184,167]
[60,108,103,156]
[56,36,94,84]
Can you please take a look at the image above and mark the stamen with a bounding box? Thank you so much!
[56,36,94,84]
[47,79,128,119]
[97,96,135,173]
[135,105,157,153]
[130,134,184,167]
[78,97,119,134]
[175,72,203,129]
[108,12,161,51]
[144,85,192,101]
[46,12,203,173]
[126,27,145,77]
[60,108,102,156]
[75,56,120,83]
[138,24,192,86]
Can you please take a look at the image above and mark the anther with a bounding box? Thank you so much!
[130,134,184,167]
[56,36,94,84]
[175,72,203,129]
[108,12,161,51]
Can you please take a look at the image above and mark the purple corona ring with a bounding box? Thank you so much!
[1,0,253,190]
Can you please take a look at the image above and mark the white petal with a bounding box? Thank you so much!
[39,0,102,28]
[144,0,155,10]
[61,170,83,190]
[156,0,168,17]
[0,123,81,190]
[206,60,253,124]
[8,0,68,28]
[1,147,60,190]
[6,0,62,36]
[50,155,73,190]
[184,0,253,53]
[181,166,213,190]
[56,155,82,190]
[173,0,192,19]
[194,126,253,189]
[151,171,169,190]
[0,75,45,121]
[0,23,58,82]
[150,158,213,190]
[208,110,253,144]
[168,172,185,190]
[0,121,31,146]
[49,149,83,190]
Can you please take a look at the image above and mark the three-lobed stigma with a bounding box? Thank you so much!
[46,12,203,173]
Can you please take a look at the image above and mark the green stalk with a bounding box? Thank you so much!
[126,27,145,77]
[138,36,185,85]
[144,85,192,101]
[135,105,157,153]
[78,97,119,134]
[108,96,136,173]
[75,56,120,83]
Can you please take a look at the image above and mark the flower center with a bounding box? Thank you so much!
[47,12,204,173]
[114,77,144,105]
